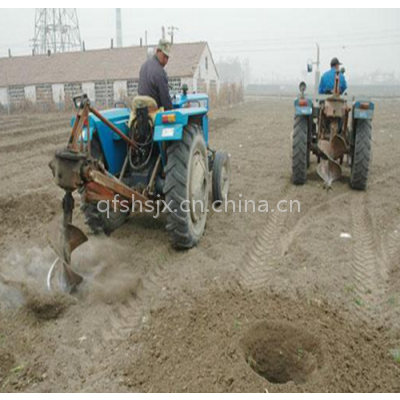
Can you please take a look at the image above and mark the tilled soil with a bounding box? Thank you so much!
[0,99,399,392]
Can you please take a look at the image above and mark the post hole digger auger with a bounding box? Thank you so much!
[48,90,231,292]
[292,70,374,190]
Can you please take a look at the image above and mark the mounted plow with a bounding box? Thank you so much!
[315,73,349,187]
[292,69,374,190]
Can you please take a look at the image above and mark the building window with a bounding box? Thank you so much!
[205,57,208,71]
[168,78,182,92]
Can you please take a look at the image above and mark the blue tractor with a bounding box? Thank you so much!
[48,86,230,291]
[292,71,374,189]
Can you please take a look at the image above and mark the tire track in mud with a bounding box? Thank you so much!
[379,216,400,330]
[238,187,349,292]
[237,127,294,291]
[236,167,398,301]
[280,167,399,256]
[101,297,145,343]
[280,190,348,255]
[238,182,294,290]
[386,220,400,268]
[101,262,171,343]
[350,194,388,313]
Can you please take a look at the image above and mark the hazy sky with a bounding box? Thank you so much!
[0,8,399,83]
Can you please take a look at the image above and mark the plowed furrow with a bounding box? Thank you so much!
[0,127,68,153]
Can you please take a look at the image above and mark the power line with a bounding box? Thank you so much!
[212,40,400,55]
[210,27,400,47]
[211,33,400,51]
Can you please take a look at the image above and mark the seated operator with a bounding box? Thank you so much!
[138,39,173,111]
[319,57,348,95]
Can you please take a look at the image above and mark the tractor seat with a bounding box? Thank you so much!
[129,96,159,128]
[132,96,158,114]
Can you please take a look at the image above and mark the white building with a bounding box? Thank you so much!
[0,42,219,110]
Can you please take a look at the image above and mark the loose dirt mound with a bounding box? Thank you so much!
[124,288,400,392]
[25,292,71,321]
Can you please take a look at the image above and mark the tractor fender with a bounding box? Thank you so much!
[294,97,313,116]
[353,101,375,120]
[154,107,208,143]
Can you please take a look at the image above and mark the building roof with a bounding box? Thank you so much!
[0,42,207,87]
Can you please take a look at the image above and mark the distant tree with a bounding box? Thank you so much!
[215,58,244,84]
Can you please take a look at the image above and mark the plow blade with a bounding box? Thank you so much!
[319,135,347,160]
[49,222,88,292]
[317,160,342,187]
[317,136,347,187]
[65,223,88,254]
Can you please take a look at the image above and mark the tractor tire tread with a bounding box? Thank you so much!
[292,116,308,185]
[350,119,372,191]
[164,123,207,249]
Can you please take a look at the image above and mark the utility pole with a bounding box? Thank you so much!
[168,26,178,44]
[162,26,165,40]
[314,43,320,97]
[5,70,10,115]
[116,8,123,48]
[145,30,148,46]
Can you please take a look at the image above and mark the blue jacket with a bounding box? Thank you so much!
[319,68,347,95]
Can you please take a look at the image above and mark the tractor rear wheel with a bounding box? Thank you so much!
[164,123,209,249]
[80,136,129,235]
[350,119,372,191]
[292,116,309,185]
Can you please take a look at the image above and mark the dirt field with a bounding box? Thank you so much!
[0,98,399,392]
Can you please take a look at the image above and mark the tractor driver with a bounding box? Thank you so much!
[319,57,348,95]
[138,39,173,111]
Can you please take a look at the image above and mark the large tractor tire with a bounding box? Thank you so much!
[292,116,309,185]
[164,123,209,249]
[350,119,372,191]
[80,136,129,235]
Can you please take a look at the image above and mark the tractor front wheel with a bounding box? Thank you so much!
[164,123,209,249]
[350,119,372,190]
[212,150,231,205]
[292,116,309,185]
[81,202,129,236]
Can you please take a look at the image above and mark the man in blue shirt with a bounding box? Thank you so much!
[319,57,347,95]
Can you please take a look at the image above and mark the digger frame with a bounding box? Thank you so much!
[48,95,158,291]
[48,91,230,292]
